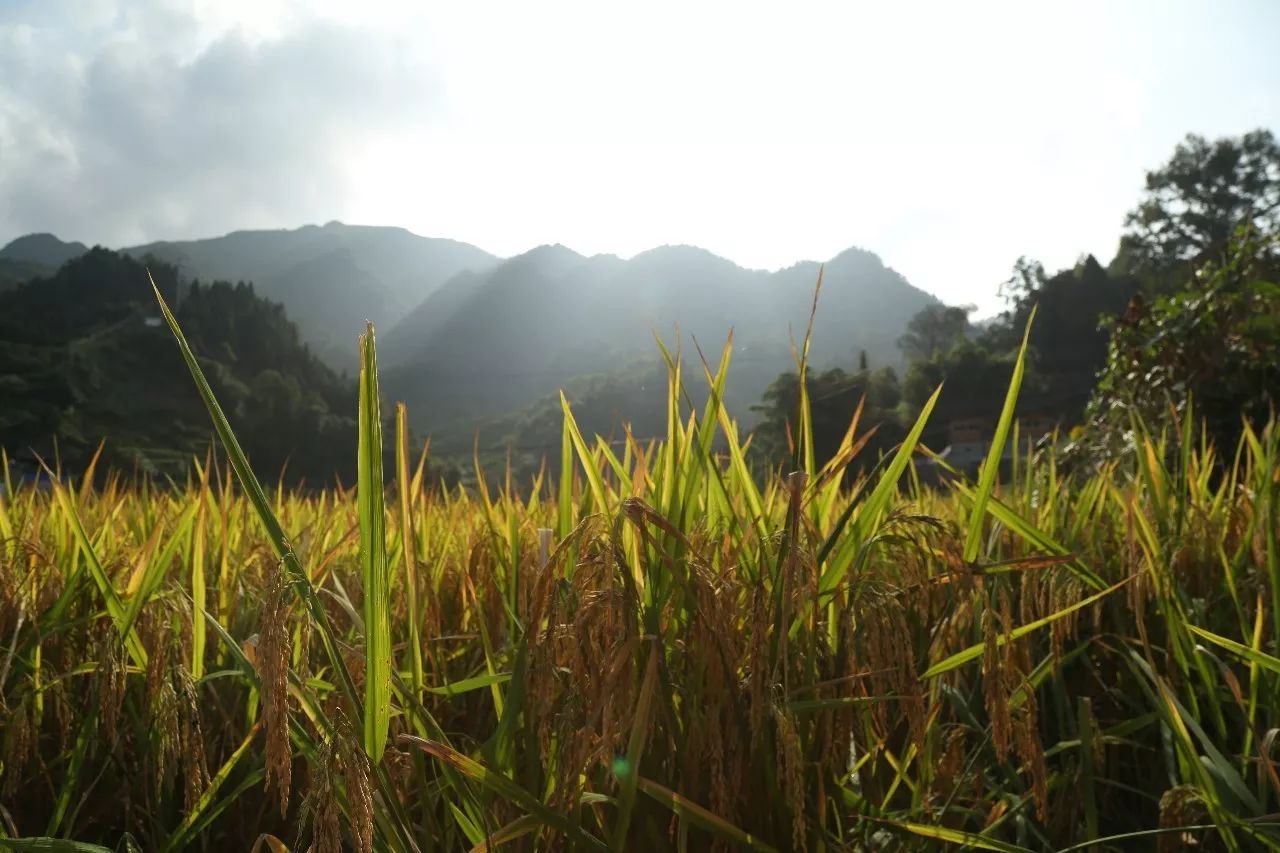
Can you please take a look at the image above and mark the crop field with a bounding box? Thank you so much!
[0,293,1278,851]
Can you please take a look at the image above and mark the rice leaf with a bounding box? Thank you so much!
[400,736,610,851]
[922,578,1128,678]
[964,306,1035,563]
[1187,624,1280,676]
[635,777,780,852]
[425,672,511,696]
[50,480,147,668]
[880,820,1034,852]
[395,403,425,700]
[358,323,392,760]
[162,722,262,852]
[0,840,115,853]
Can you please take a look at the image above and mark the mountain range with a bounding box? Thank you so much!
[0,224,938,451]
[121,222,499,368]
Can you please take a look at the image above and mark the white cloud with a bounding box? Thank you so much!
[0,1,437,245]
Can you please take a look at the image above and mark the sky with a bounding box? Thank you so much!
[1,1,1278,314]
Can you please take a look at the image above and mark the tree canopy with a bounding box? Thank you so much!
[896,303,972,362]
[1116,129,1280,275]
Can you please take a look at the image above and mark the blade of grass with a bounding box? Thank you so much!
[0,841,115,852]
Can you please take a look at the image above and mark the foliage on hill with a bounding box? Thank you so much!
[0,248,358,482]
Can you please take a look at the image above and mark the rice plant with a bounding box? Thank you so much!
[0,279,1277,851]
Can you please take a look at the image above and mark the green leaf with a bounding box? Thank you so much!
[880,820,1034,852]
[401,736,610,852]
[610,641,661,851]
[964,306,1035,563]
[395,403,425,700]
[50,480,147,668]
[425,672,512,696]
[358,323,392,760]
[0,841,115,853]
[921,579,1127,679]
[560,391,610,514]
[817,383,942,593]
[1187,624,1280,676]
[162,722,262,852]
[636,777,780,852]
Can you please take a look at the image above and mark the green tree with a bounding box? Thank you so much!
[1116,129,1280,276]
[900,339,1040,450]
[897,304,973,362]
[1076,235,1280,461]
[996,257,1047,316]
[982,255,1140,422]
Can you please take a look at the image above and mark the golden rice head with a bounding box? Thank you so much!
[1,691,33,798]
[177,666,210,813]
[681,551,748,825]
[304,738,341,853]
[336,725,375,853]
[1157,785,1208,853]
[94,621,127,743]
[259,558,294,816]
[982,587,1013,763]
[770,704,807,850]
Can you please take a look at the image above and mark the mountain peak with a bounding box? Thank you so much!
[508,244,587,276]
[825,245,882,267]
[0,233,90,266]
[630,244,743,272]
[518,243,583,260]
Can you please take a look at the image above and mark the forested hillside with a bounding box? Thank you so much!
[0,249,358,482]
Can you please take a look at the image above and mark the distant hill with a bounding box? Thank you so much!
[122,222,499,369]
[1,225,941,464]
[0,232,89,267]
[0,233,90,291]
[0,248,358,481]
[382,242,938,451]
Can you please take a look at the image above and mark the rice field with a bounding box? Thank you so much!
[0,289,1278,851]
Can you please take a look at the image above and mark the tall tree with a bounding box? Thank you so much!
[1116,129,1280,275]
